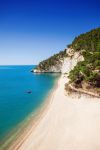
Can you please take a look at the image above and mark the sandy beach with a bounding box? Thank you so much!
[9,75,100,150]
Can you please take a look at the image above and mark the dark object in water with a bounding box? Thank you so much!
[27,90,32,94]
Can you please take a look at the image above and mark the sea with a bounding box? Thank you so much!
[0,65,59,145]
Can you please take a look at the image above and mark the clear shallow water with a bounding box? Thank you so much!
[0,65,59,139]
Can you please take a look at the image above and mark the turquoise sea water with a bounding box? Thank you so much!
[0,65,59,140]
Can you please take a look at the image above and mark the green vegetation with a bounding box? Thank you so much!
[68,28,100,52]
[69,28,100,88]
[35,28,100,89]
[36,49,67,71]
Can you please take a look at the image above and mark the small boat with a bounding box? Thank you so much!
[27,90,32,94]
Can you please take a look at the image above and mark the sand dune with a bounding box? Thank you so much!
[10,76,100,150]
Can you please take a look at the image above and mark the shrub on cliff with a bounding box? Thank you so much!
[68,28,100,88]
[68,28,100,52]
[36,49,67,71]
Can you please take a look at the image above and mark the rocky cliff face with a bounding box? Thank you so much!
[33,48,84,74]
[61,48,84,74]
[33,61,63,73]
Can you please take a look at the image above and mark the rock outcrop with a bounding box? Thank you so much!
[33,48,84,74]
[61,48,84,74]
[33,62,62,73]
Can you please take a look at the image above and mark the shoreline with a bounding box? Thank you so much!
[2,75,100,150]
[0,76,60,150]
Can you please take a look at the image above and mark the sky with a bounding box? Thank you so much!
[0,0,100,65]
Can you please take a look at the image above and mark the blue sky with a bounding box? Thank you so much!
[0,0,100,65]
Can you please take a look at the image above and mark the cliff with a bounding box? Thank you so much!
[33,48,84,74]
[33,50,67,73]
[61,48,84,74]
[32,28,100,97]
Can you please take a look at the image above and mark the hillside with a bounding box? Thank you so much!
[33,49,67,73]
[68,28,100,52]
[68,28,100,94]
[33,28,100,96]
